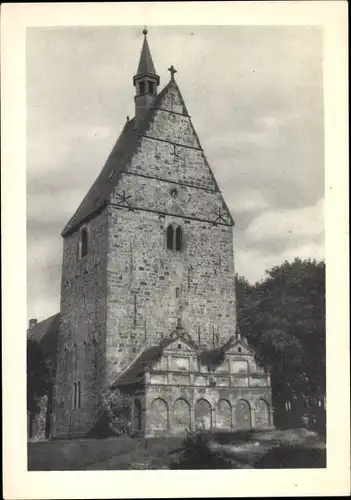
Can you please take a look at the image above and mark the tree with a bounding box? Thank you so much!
[27,339,51,414]
[88,388,132,438]
[236,258,326,427]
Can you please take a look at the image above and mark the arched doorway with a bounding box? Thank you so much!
[255,399,270,429]
[195,398,212,430]
[235,399,251,430]
[216,399,232,430]
[173,399,191,433]
[150,398,168,432]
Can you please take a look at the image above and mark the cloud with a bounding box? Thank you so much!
[245,198,324,242]
[235,240,325,285]
[26,26,324,321]
[227,190,270,214]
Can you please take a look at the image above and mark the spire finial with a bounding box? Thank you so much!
[168,65,177,81]
[143,26,148,36]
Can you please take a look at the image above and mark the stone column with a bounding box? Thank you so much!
[232,406,236,430]
[190,395,195,431]
[250,406,256,429]
[269,408,275,429]
[167,397,172,433]
[210,408,215,430]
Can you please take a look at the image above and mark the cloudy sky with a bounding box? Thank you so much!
[27,25,324,322]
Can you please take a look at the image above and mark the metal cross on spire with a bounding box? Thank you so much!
[168,65,177,81]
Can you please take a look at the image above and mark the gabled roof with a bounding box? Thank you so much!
[111,329,198,388]
[226,338,255,355]
[61,82,172,237]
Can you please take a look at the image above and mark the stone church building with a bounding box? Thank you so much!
[27,30,273,440]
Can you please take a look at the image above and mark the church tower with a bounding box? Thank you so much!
[53,30,272,438]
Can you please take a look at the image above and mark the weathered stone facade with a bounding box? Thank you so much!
[112,334,273,437]
[29,31,273,439]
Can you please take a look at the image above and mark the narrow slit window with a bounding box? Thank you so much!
[77,382,81,409]
[175,226,182,251]
[139,81,145,95]
[148,81,154,94]
[81,228,88,258]
[74,343,78,370]
[73,383,77,409]
[166,225,174,250]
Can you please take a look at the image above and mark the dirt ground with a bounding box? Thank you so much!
[28,428,326,470]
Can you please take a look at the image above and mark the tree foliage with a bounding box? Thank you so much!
[236,258,325,415]
[27,339,51,414]
[89,389,132,438]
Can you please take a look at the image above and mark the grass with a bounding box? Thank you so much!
[28,428,326,470]
[28,436,139,470]
[28,436,182,471]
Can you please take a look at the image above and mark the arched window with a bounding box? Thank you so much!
[73,382,77,409]
[166,224,183,251]
[166,225,174,250]
[175,226,182,251]
[80,228,88,258]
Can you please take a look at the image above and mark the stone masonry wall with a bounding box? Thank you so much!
[144,385,273,437]
[54,210,108,437]
[105,206,236,384]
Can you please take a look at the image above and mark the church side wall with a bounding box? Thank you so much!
[53,210,108,438]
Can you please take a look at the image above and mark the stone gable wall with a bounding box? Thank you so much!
[105,82,237,384]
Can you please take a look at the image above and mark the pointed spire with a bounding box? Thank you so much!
[133,28,160,124]
[135,26,157,77]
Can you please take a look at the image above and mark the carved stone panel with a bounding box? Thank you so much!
[194,375,207,386]
[231,376,249,387]
[171,356,190,372]
[171,374,190,386]
[150,373,168,385]
[231,360,249,374]
[250,376,268,387]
